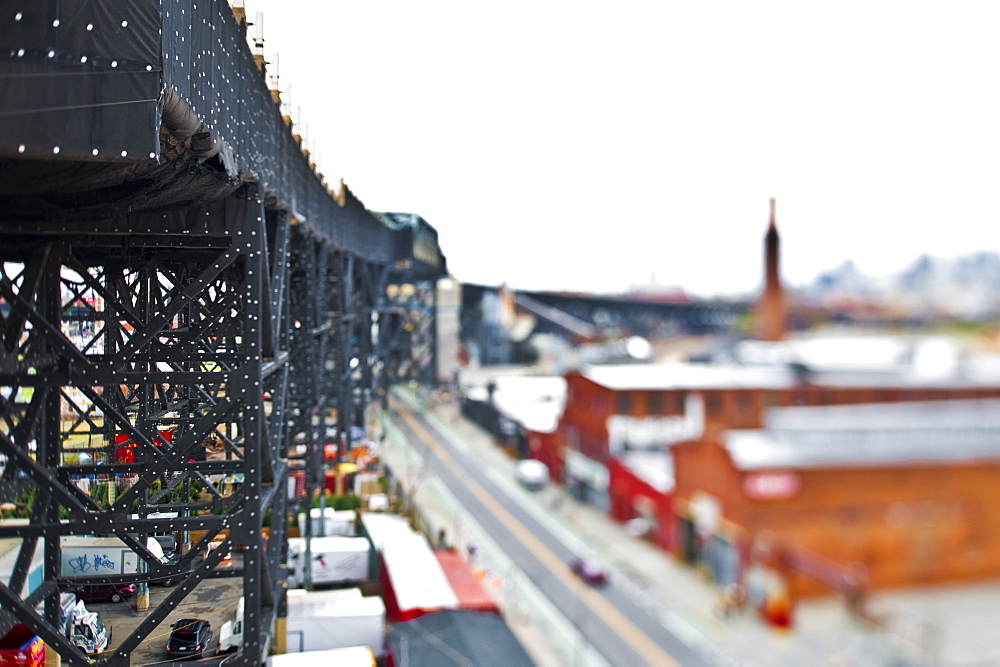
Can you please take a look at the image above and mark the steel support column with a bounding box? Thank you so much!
[0,183,288,665]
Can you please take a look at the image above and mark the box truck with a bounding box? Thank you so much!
[218,590,384,657]
[285,536,369,588]
[60,536,177,584]
[297,508,357,537]
[57,594,110,655]
[11,593,111,659]
[268,646,375,666]
[285,589,386,657]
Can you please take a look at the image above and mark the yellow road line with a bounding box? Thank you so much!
[394,401,680,667]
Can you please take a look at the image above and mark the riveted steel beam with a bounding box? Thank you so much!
[0,184,287,665]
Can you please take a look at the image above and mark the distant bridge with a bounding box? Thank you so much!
[460,284,746,365]
[0,2,444,664]
[516,289,745,339]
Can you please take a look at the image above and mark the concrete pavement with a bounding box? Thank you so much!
[387,385,1000,667]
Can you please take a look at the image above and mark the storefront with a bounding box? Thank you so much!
[673,399,1000,596]
[607,457,675,549]
[564,449,610,512]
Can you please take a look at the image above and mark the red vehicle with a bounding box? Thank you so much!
[115,431,173,463]
[0,623,44,666]
[115,430,204,463]
[64,583,137,604]
[570,558,609,586]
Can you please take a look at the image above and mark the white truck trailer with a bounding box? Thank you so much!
[285,589,386,657]
[219,589,385,659]
[285,536,370,588]
[60,535,165,578]
[297,508,357,537]
[268,646,375,666]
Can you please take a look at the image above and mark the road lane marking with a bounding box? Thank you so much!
[393,401,681,667]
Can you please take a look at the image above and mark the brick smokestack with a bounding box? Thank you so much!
[755,198,787,341]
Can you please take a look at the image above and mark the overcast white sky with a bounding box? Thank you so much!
[244,1,1000,298]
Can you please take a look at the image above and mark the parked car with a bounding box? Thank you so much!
[151,550,186,586]
[515,459,549,490]
[64,583,137,604]
[166,618,213,659]
[570,558,609,586]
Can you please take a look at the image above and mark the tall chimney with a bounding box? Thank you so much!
[755,198,787,341]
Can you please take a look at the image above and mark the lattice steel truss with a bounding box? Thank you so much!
[0,2,445,660]
[0,185,287,665]
[284,230,428,543]
[0,181,440,665]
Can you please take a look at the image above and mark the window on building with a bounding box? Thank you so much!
[617,394,631,414]
[648,393,662,414]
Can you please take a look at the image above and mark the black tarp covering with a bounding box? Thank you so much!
[379,212,446,281]
[386,609,534,667]
[159,0,420,267]
[0,0,447,276]
[0,0,161,160]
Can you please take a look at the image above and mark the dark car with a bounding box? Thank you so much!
[570,558,609,586]
[65,583,137,603]
[166,619,213,659]
[151,550,187,587]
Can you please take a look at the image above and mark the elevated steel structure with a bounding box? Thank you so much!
[0,1,445,664]
[459,284,745,365]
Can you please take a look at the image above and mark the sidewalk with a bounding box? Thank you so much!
[390,386,1000,667]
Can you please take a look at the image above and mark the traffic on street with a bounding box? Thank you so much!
[387,392,717,666]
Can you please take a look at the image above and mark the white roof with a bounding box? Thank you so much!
[269,646,374,665]
[360,513,416,552]
[726,399,1000,469]
[618,451,674,493]
[380,532,459,613]
[764,398,1000,430]
[287,588,363,603]
[466,375,567,433]
[734,335,912,370]
[287,536,369,554]
[580,337,1000,392]
[581,362,794,391]
[286,590,385,619]
[304,508,357,521]
[359,513,459,612]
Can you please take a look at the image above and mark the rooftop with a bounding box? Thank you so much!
[580,332,1000,391]
[581,362,794,391]
[726,398,1000,469]
[463,374,566,433]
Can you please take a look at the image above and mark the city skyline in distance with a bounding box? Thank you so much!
[245,1,1000,299]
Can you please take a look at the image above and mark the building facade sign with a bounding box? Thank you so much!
[743,471,801,500]
[607,393,705,454]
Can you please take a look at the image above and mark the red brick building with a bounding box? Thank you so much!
[523,202,1000,600]
[672,399,1000,597]
[549,351,1000,596]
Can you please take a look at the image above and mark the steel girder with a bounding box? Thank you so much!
[283,229,396,541]
[0,184,287,666]
[380,281,440,388]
